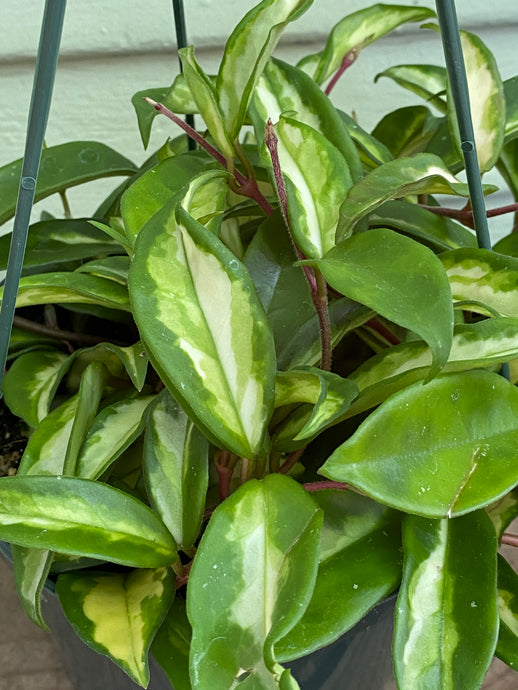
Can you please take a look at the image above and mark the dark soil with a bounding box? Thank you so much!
[0,401,29,476]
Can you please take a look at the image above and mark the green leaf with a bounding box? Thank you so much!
[152,597,192,690]
[0,475,177,567]
[249,58,362,181]
[188,474,322,690]
[498,139,518,204]
[4,350,69,427]
[0,272,130,311]
[75,256,129,284]
[179,169,230,235]
[57,567,175,687]
[120,153,214,244]
[89,220,131,251]
[216,0,314,140]
[11,546,53,630]
[274,369,358,441]
[372,106,442,158]
[299,5,435,84]
[314,228,454,379]
[394,511,498,689]
[441,248,518,318]
[0,142,137,226]
[487,490,518,541]
[496,554,518,670]
[447,31,505,172]
[375,64,447,113]
[321,370,518,518]
[129,202,276,459]
[180,46,235,162]
[370,200,477,251]
[494,232,518,259]
[73,341,149,392]
[0,219,122,272]
[276,491,401,661]
[77,393,155,480]
[504,76,518,144]
[336,153,496,240]
[268,116,352,259]
[143,389,208,550]
[131,87,169,149]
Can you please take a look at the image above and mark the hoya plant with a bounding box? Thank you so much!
[2,1,518,688]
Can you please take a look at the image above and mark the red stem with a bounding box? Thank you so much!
[419,202,518,228]
[325,47,360,96]
[303,481,349,492]
[279,447,306,475]
[366,317,400,346]
[502,532,518,547]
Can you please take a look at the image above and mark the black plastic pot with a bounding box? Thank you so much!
[1,539,396,689]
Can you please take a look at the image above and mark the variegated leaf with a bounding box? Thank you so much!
[0,475,177,567]
[77,393,155,480]
[0,272,130,311]
[129,201,276,459]
[339,111,393,168]
[298,5,435,85]
[321,370,518,518]
[394,512,498,689]
[487,490,518,541]
[216,0,314,140]
[143,389,208,550]
[152,597,192,690]
[274,368,358,441]
[57,567,175,687]
[447,31,505,172]
[336,153,496,240]
[180,46,235,163]
[375,64,447,113]
[441,248,518,318]
[276,491,401,661]
[179,169,230,235]
[314,228,454,379]
[372,106,442,159]
[268,116,351,259]
[188,474,322,690]
[504,76,518,144]
[496,554,518,669]
[249,58,362,181]
[65,341,149,393]
[4,350,69,428]
[75,256,129,284]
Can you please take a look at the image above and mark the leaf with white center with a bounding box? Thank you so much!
[370,200,477,251]
[180,46,235,163]
[447,31,505,172]
[143,389,208,550]
[441,248,518,319]
[77,393,155,480]
[249,58,362,181]
[57,567,175,687]
[298,5,435,85]
[4,350,69,428]
[346,318,518,418]
[179,169,230,235]
[0,475,177,567]
[269,116,351,259]
[314,228,454,379]
[336,153,496,240]
[321,370,518,518]
[120,153,214,244]
[152,597,192,690]
[216,0,314,140]
[129,200,276,459]
[496,554,518,669]
[375,64,447,113]
[0,272,130,311]
[394,512,498,690]
[274,369,358,441]
[276,491,401,661]
[188,474,322,690]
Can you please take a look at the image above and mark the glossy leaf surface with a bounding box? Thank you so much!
[321,370,518,518]
[496,554,518,669]
[0,476,177,567]
[315,227,454,378]
[0,142,136,226]
[152,597,192,690]
[394,512,498,689]
[57,567,175,687]
[372,106,441,158]
[11,545,53,630]
[487,490,518,541]
[188,474,322,689]
[75,256,129,284]
[447,31,505,172]
[129,203,276,458]
[216,0,313,139]
[4,350,68,428]
[143,389,209,550]
[270,116,351,259]
[375,64,447,113]
[299,5,435,84]
[276,491,401,661]
[131,87,169,149]
[441,248,518,318]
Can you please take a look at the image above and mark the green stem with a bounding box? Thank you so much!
[59,190,72,219]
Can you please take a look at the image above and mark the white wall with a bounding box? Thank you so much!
[1,0,517,225]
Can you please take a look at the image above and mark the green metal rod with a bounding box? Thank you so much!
[172,0,196,148]
[0,1,67,395]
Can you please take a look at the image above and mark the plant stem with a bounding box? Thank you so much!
[419,201,518,228]
[59,190,72,219]
[366,317,400,346]
[502,532,518,547]
[215,450,233,501]
[315,269,332,371]
[303,481,349,492]
[12,315,128,347]
[279,446,306,474]
[325,47,360,96]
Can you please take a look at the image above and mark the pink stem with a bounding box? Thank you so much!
[502,532,518,548]
[325,47,360,96]
[303,481,349,492]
